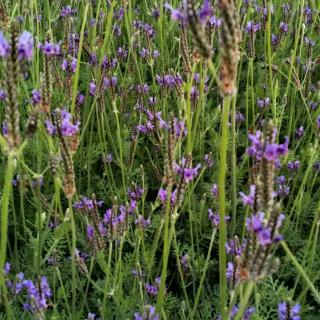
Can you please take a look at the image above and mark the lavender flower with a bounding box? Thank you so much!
[226,262,234,280]
[174,158,201,183]
[38,41,61,56]
[0,31,10,57]
[134,305,160,320]
[46,109,80,137]
[18,31,34,60]
[245,21,261,33]
[278,302,301,320]
[239,185,256,208]
[211,183,219,198]
[3,262,10,275]
[208,209,230,228]
[31,89,41,105]
[279,22,288,33]
[73,196,103,211]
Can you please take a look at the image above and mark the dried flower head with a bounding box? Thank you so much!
[217,0,241,96]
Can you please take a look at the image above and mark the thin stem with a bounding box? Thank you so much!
[233,281,254,320]
[218,95,231,320]
[281,241,320,303]
[0,153,15,319]
[191,229,217,317]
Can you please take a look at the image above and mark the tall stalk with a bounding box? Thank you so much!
[218,96,231,320]
[0,153,15,319]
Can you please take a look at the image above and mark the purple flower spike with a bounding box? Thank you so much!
[199,0,214,23]
[0,32,10,57]
[278,302,301,320]
[239,185,256,208]
[18,31,34,60]
[164,4,185,22]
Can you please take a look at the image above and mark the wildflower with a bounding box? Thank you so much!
[76,92,85,106]
[180,254,190,273]
[135,215,151,228]
[295,126,304,139]
[211,183,219,198]
[164,4,184,22]
[45,109,79,137]
[257,227,272,246]
[60,6,76,18]
[18,31,34,60]
[0,89,6,100]
[86,225,95,241]
[0,31,10,57]
[277,184,290,198]
[38,41,61,56]
[3,262,10,275]
[246,212,265,233]
[86,313,97,320]
[103,76,118,90]
[287,161,300,171]
[278,302,301,320]
[61,57,77,73]
[239,185,256,208]
[245,21,261,33]
[257,97,271,109]
[218,305,255,320]
[174,158,201,183]
[226,262,234,280]
[31,89,41,105]
[22,276,52,317]
[208,209,230,227]
[204,153,214,167]
[279,22,288,33]
[134,305,160,320]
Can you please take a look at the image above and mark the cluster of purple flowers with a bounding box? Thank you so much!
[246,211,284,246]
[174,158,201,183]
[0,30,34,60]
[208,209,230,228]
[158,188,177,206]
[145,277,162,297]
[217,304,255,320]
[38,41,61,56]
[276,175,290,199]
[135,215,151,229]
[239,185,256,208]
[245,21,261,33]
[4,263,51,318]
[134,305,159,320]
[73,196,104,211]
[247,129,289,161]
[61,57,78,74]
[45,109,80,137]
[257,97,271,109]
[133,20,156,38]
[31,89,41,105]
[287,160,300,172]
[165,0,213,25]
[60,5,77,18]
[278,301,301,320]
[135,106,167,134]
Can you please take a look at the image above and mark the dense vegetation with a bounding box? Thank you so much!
[0,0,319,319]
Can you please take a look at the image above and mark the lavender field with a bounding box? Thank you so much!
[0,0,320,319]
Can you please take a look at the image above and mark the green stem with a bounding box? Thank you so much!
[233,281,254,320]
[231,96,237,236]
[0,153,15,319]
[69,198,77,315]
[281,241,320,303]
[218,96,231,320]
[191,229,217,317]
[156,189,174,312]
